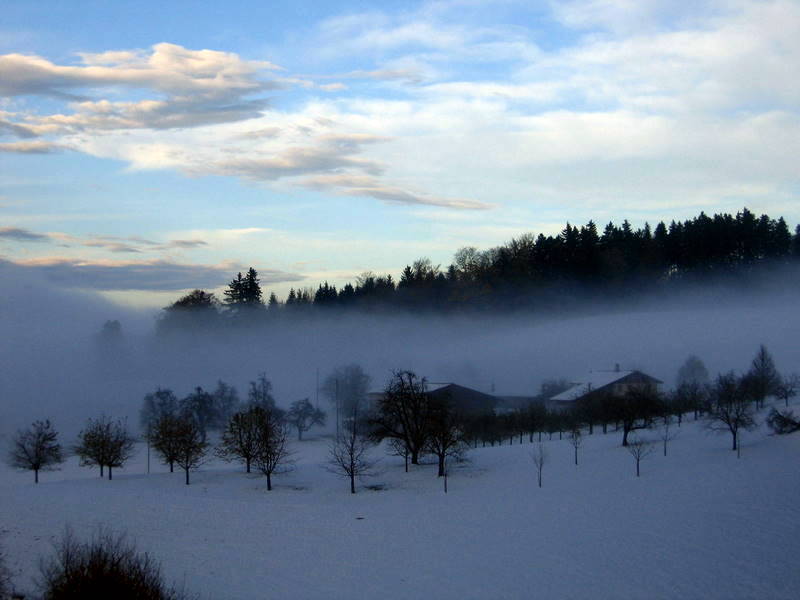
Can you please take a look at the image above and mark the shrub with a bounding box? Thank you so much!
[39,528,193,600]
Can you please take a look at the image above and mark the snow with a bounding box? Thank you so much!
[2,404,799,599]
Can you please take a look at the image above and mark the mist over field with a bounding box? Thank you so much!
[2,259,798,440]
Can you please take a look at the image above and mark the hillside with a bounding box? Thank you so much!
[2,403,799,599]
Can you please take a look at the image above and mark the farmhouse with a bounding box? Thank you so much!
[548,366,662,411]
[367,382,498,417]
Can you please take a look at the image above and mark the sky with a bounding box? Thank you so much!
[1,0,798,308]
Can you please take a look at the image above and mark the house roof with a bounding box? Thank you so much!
[550,370,662,402]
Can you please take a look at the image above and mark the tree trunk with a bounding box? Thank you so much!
[588,422,593,435]
[170,461,174,473]
[266,472,272,491]
[731,431,737,451]
[574,447,578,466]
[537,471,542,488]
[298,428,302,441]
[437,454,445,477]
[636,459,640,477]
[622,425,630,447]
[108,466,113,480]
[602,422,607,434]
[350,473,355,494]
[404,453,408,473]
[246,458,251,473]
[185,467,190,485]
[35,468,39,484]
[663,440,667,457]
[538,431,542,442]
[100,464,104,477]
[411,449,419,465]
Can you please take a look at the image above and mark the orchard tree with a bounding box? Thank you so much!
[775,374,799,408]
[425,394,466,477]
[612,387,661,446]
[148,415,183,473]
[328,401,377,494]
[216,407,262,473]
[8,419,64,483]
[626,436,654,477]
[531,444,547,488]
[286,398,326,440]
[705,372,757,451]
[74,416,136,480]
[253,407,292,491]
[247,373,280,415]
[173,415,208,485]
[370,370,431,466]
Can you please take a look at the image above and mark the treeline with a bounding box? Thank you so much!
[154,208,800,332]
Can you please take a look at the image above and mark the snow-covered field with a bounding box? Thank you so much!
[2,406,799,599]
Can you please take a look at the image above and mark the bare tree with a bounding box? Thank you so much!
[8,419,64,483]
[659,415,678,456]
[74,416,136,480]
[705,372,757,451]
[626,436,654,477]
[38,527,194,599]
[775,374,799,408]
[388,438,411,473]
[328,402,377,494]
[286,398,326,441]
[370,370,431,465]
[172,415,208,485]
[216,408,261,473]
[425,394,467,477]
[569,427,582,466]
[253,407,292,491]
[148,414,184,472]
[531,444,547,488]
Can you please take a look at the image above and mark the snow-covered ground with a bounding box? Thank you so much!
[2,405,799,599]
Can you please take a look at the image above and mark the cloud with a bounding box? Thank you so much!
[0,114,38,138]
[0,140,65,153]
[187,133,387,181]
[10,257,304,291]
[2,227,211,255]
[0,227,50,242]
[302,174,493,210]
[0,43,284,134]
[0,43,281,98]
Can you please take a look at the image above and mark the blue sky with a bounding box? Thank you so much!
[1,0,799,307]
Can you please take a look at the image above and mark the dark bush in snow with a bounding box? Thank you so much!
[766,408,800,435]
[39,528,193,600]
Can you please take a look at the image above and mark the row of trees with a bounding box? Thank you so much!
[155,209,800,333]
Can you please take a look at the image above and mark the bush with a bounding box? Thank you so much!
[766,408,800,435]
[39,528,193,600]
